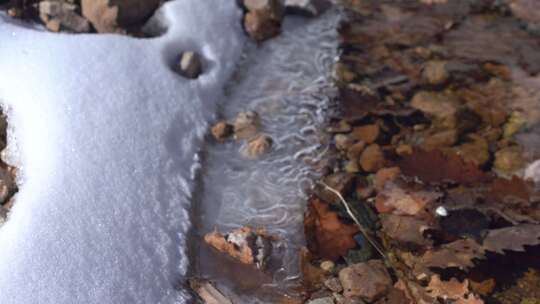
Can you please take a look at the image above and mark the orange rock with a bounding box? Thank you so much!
[351,124,380,144]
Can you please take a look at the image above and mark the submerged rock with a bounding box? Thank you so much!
[241,133,273,159]
[39,1,90,33]
[204,227,273,269]
[211,121,233,141]
[285,0,330,17]
[243,0,284,42]
[81,0,160,33]
[176,51,202,79]
[233,111,260,140]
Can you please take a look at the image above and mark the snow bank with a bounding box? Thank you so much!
[0,1,244,303]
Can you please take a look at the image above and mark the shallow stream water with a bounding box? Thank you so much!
[192,8,340,303]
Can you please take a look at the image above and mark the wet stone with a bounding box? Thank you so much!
[241,133,273,159]
[233,111,260,140]
[211,121,233,141]
[243,0,284,42]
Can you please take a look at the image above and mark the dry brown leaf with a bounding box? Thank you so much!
[399,149,491,185]
[376,181,440,216]
[381,214,432,246]
[304,197,359,260]
[427,275,469,300]
[420,238,485,270]
[482,224,540,254]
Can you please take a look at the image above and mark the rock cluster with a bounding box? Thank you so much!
[210,111,273,159]
[38,0,90,32]
[81,0,160,33]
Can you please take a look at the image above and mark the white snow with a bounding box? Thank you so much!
[0,1,245,303]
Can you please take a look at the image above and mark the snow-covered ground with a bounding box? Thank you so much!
[0,1,244,303]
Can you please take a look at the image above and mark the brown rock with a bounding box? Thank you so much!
[423,61,449,85]
[243,0,284,42]
[211,121,233,141]
[39,1,90,33]
[0,166,16,205]
[81,0,160,33]
[454,135,489,167]
[410,91,460,130]
[494,146,526,176]
[339,260,392,302]
[335,134,354,151]
[324,277,343,293]
[422,129,458,150]
[351,124,380,144]
[359,144,385,173]
[374,167,401,191]
[241,134,273,159]
[204,227,273,269]
[346,141,366,161]
[176,51,202,79]
[233,111,260,140]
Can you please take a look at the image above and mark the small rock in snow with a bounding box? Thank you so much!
[176,51,203,79]
[81,0,160,33]
[211,121,233,141]
[39,1,91,33]
[285,0,330,17]
[241,133,273,159]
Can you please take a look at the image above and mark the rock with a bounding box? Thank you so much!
[324,277,343,293]
[307,297,335,304]
[335,134,354,151]
[241,134,273,159]
[327,120,352,133]
[339,260,392,302]
[211,121,233,141]
[359,144,385,173]
[494,146,527,176]
[351,124,380,144]
[503,111,526,139]
[204,227,273,269]
[233,111,260,140]
[176,51,202,79]
[320,260,335,273]
[346,141,366,161]
[344,160,360,173]
[0,166,16,205]
[454,135,489,167]
[422,129,458,150]
[81,0,160,33]
[284,0,330,17]
[39,1,91,33]
[410,91,460,130]
[507,0,540,26]
[422,61,449,85]
[243,0,284,42]
[374,167,401,191]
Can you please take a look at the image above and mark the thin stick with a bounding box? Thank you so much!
[319,181,387,258]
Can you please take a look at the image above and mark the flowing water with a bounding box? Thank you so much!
[193,8,340,303]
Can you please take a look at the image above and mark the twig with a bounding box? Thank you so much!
[319,181,386,258]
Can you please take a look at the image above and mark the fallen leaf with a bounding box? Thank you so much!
[482,224,540,254]
[420,238,485,270]
[381,214,432,246]
[376,181,440,216]
[399,149,491,185]
[427,275,469,300]
[304,197,359,260]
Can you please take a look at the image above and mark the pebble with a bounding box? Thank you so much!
[176,51,202,79]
